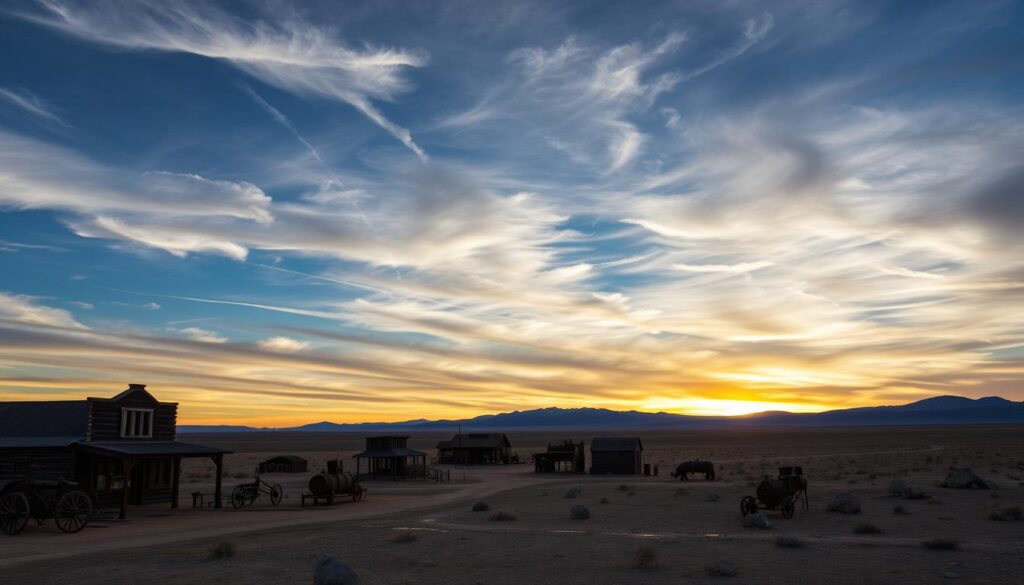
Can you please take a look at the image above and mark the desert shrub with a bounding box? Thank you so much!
[569,504,590,520]
[775,536,803,548]
[706,560,738,577]
[617,484,632,492]
[490,510,518,521]
[471,501,490,512]
[893,505,910,515]
[989,506,1023,521]
[600,497,610,504]
[391,532,417,543]
[634,546,658,569]
[854,523,882,534]
[922,538,959,550]
[209,541,236,559]
[565,487,582,499]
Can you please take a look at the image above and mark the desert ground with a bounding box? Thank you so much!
[2,426,1023,584]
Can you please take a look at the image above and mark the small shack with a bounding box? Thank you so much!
[590,437,643,475]
[0,384,230,519]
[353,436,427,480]
[534,439,585,473]
[257,455,308,474]
[436,433,511,465]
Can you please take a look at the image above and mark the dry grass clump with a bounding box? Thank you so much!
[634,546,659,569]
[391,532,417,544]
[208,541,236,559]
[853,523,882,534]
[490,510,518,521]
[989,506,1023,521]
[775,536,804,548]
[471,501,490,512]
[922,538,959,550]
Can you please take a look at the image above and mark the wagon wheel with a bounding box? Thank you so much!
[269,484,284,506]
[352,486,364,502]
[230,485,247,509]
[0,492,30,536]
[781,497,796,519]
[54,490,92,533]
[739,495,757,516]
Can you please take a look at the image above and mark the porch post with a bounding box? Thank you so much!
[171,456,181,509]
[120,457,134,520]
[212,454,223,509]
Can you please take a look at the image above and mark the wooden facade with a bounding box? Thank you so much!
[353,436,427,480]
[258,455,308,474]
[534,439,586,473]
[436,433,512,465]
[590,437,643,475]
[0,384,229,519]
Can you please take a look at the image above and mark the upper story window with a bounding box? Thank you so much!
[121,408,153,438]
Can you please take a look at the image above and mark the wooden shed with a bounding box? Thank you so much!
[436,433,512,465]
[353,436,427,480]
[0,384,230,519]
[534,439,585,473]
[257,455,308,474]
[590,437,643,475]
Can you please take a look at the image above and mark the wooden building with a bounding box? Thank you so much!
[0,384,230,518]
[590,437,643,475]
[353,436,427,480]
[436,433,512,465]
[534,439,585,473]
[257,455,308,474]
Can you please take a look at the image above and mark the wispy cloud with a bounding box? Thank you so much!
[0,87,68,127]
[21,0,428,159]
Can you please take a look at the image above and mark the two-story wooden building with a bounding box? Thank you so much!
[0,384,230,518]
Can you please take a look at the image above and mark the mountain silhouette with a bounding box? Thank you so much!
[177,395,1024,433]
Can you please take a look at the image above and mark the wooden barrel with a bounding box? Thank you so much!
[308,472,356,496]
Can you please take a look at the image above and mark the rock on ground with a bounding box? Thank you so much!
[565,487,582,498]
[707,560,738,577]
[827,492,862,514]
[940,467,989,489]
[471,501,490,512]
[313,554,360,585]
[741,512,771,529]
[569,504,590,520]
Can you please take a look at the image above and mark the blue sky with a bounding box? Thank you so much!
[1,0,1022,424]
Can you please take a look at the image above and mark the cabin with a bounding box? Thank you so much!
[0,384,230,518]
[436,433,512,465]
[257,455,308,474]
[534,439,585,473]
[590,437,643,475]
[353,436,427,480]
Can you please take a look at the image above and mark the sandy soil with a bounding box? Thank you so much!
[2,426,1022,584]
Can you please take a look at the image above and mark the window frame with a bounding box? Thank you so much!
[120,407,154,439]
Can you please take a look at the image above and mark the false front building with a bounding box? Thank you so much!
[0,384,230,518]
[436,433,512,465]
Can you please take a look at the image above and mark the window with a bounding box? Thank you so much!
[121,408,153,438]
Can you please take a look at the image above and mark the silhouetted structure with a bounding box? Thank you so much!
[533,439,585,473]
[436,433,511,465]
[353,436,427,480]
[257,455,308,474]
[0,384,229,519]
[590,437,643,475]
[741,466,809,519]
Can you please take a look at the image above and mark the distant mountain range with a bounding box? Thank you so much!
[178,395,1024,433]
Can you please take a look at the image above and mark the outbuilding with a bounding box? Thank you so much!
[590,437,643,475]
[436,433,512,465]
[353,436,427,480]
[257,455,308,474]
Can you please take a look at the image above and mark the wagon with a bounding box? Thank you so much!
[0,478,93,535]
[740,466,809,519]
[230,475,284,509]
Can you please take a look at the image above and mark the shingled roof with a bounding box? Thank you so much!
[0,401,88,438]
[590,437,643,452]
[437,433,510,450]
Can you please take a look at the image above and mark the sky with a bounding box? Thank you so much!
[0,0,1022,425]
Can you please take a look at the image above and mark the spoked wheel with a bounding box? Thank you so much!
[740,495,757,516]
[230,486,247,509]
[782,497,796,519]
[54,490,92,533]
[269,484,284,506]
[0,492,30,536]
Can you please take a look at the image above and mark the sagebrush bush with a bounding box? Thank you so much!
[490,510,518,521]
[854,523,882,534]
[209,541,236,559]
[391,532,417,543]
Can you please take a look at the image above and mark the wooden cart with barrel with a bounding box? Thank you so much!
[301,460,365,506]
[0,478,93,535]
[740,466,809,519]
